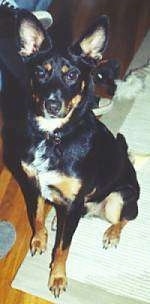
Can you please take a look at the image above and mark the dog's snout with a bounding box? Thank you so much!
[45,95,61,115]
[49,99,61,112]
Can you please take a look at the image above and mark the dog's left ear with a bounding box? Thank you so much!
[70,15,109,65]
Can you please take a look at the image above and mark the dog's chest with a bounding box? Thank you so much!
[21,139,81,203]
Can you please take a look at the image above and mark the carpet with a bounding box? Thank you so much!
[0,220,16,259]
[12,62,150,304]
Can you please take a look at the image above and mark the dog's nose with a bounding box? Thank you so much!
[45,98,61,115]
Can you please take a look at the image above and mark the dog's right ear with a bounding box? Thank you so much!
[16,9,52,58]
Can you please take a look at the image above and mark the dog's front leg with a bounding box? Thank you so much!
[48,205,68,298]
[18,176,48,255]
[19,180,48,255]
[20,183,48,256]
[8,163,48,255]
[30,195,48,255]
[49,203,82,297]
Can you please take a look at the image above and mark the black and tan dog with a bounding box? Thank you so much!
[0,6,139,298]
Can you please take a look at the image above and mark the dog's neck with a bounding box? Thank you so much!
[36,117,88,144]
[35,111,89,143]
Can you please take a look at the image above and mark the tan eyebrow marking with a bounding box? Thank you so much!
[43,63,52,71]
[61,65,69,73]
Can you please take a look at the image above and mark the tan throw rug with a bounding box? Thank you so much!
[12,62,150,304]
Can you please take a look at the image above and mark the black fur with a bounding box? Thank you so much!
[0,6,139,298]
[93,58,120,96]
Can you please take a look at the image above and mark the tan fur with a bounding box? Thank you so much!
[44,63,52,72]
[85,192,124,222]
[21,161,37,178]
[106,220,128,238]
[81,80,85,92]
[80,27,104,60]
[104,192,124,224]
[33,170,82,204]
[31,196,48,254]
[61,65,69,73]
[56,175,82,201]
[45,171,82,203]
[35,196,46,231]
[19,20,44,56]
[103,219,128,248]
[51,242,69,270]
[70,94,81,107]
[48,242,69,293]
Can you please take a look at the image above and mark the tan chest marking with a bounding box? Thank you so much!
[29,168,81,203]
[21,162,81,203]
[47,172,82,203]
[56,175,81,201]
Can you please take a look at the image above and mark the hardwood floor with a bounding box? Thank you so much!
[0,135,53,303]
[0,0,149,303]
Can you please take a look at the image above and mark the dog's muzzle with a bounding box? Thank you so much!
[45,98,62,116]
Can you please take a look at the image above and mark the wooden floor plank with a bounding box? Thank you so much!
[0,168,54,303]
[0,144,54,303]
[0,167,12,204]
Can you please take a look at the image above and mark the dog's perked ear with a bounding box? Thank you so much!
[0,6,52,81]
[70,15,109,65]
[16,9,52,58]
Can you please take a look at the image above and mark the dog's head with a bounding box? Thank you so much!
[14,9,109,132]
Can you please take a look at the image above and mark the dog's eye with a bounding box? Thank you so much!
[35,66,46,80]
[66,70,79,82]
[38,70,45,77]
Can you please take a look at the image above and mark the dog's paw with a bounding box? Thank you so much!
[103,224,120,249]
[30,227,48,256]
[48,272,67,298]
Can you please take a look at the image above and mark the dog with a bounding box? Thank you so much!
[0,6,140,298]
